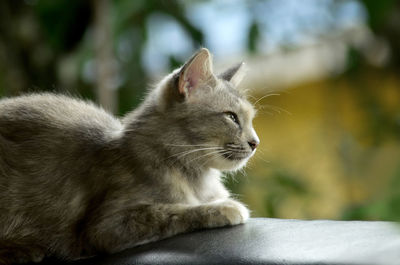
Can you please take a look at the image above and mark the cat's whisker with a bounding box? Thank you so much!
[253,93,281,106]
[197,150,232,168]
[259,103,292,115]
[225,149,248,154]
[246,94,257,101]
[253,154,270,164]
[164,145,223,165]
[256,148,265,155]
[170,147,221,156]
[187,149,229,164]
[164,143,216,147]
[226,148,246,151]
[257,110,274,116]
[253,149,270,164]
[166,147,223,161]
[176,147,223,159]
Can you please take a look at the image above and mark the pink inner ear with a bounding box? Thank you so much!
[179,66,201,96]
[186,78,196,93]
[186,68,201,93]
[179,49,212,97]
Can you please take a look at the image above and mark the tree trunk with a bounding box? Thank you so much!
[92,0,118,114]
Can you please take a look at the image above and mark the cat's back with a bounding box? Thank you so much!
[0,94,124,253]
[0,93,123,141]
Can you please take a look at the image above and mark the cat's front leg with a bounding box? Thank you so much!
[85,199,249,255]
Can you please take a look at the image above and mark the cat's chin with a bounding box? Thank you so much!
[209,156,249,172]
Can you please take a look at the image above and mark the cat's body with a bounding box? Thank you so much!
[0,49,259,264]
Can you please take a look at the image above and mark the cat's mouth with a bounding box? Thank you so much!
[221,143,253,161]
[221,152,250,161]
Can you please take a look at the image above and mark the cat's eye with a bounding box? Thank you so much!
[225,111,240,125]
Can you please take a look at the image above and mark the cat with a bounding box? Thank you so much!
[0,48,259,264]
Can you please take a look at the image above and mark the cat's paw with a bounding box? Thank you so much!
[204,199,250,227]
[220,199,250,225]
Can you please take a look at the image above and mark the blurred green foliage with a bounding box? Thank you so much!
[341,0,400,221]
[342,166,400,221]
[35,0,91,51]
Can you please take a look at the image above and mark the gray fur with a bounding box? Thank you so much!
[0,48,259,264]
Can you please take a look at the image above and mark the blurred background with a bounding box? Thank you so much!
[0,0,399,221]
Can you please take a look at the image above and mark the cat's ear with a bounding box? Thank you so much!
[178,48,214,98]
[219,62,247,87]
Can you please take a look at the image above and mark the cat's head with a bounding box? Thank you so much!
[149,48,259,171]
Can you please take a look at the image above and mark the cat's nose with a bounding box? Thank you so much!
[248,139,259,151]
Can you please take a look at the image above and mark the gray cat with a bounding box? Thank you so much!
[0,48,259,264]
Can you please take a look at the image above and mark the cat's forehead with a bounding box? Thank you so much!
[240,98,256,119]
[214,79,255,119]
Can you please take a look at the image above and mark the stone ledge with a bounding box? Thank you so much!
[36,218,400,265]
